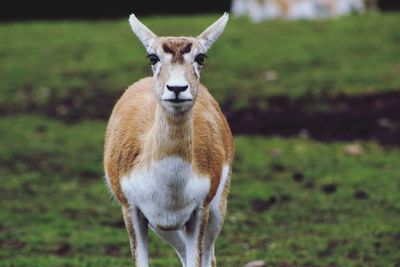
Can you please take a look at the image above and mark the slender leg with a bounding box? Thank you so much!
[202,166,231,267]
[201,205,224,267]
[151,226,187,266]
[122,205,149,267]
[185,207,210,267]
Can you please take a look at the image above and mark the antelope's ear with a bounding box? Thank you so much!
[197,13,229,51]
[129,14,157,51]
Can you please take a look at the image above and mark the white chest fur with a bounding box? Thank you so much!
[121,156,211,230]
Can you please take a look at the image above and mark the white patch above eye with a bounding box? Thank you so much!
[192,47,200,57]
[183,47,201,63]
[164,53,173,62]
[183,53,191,62]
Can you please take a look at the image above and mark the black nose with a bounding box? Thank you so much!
[166,85,188,96]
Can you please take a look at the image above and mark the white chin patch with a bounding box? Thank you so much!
[162,100,192,114]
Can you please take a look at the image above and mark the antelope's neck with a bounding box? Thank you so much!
[145,105,194,163]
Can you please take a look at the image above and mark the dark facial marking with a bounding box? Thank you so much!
[162,44,175,55]
[180,43,192,55]
[163,40,193,64]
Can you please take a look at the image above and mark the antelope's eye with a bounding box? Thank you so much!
[147,54,160,65]
[195,54,207,66]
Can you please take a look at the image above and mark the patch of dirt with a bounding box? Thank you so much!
[225,91,400,146]
[105,244,123,257]
[0,85,120,123]
[2,88,400,146]
[101,219,125,228]
[280,194,291,202]
[55,243,71,256]
[79,169,101,180]
[318,239,349,258]
[303,180,316,190]
[35,124,48,133]
[2,152,75,179]
[347,249,359,260]
[374,241,382,251]
[0,238,26,250]
[63,208,81,220]
[251,196,277,213]
[354,190,369,200]
[292,171,304,183]
[270,162,286,172]
[251,194,291,213]
[321,183,337,194]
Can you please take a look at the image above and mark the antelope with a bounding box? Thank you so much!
[104,13,234,267]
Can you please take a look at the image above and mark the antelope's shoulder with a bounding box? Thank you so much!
[114,77,156,113]
[105,77,156,149]
[104,77,156,203]
[194,84,234,163]
[192,85,234,199]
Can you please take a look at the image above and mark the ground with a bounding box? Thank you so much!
[0,13,399,267]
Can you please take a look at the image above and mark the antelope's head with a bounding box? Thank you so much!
[129,13,229,114]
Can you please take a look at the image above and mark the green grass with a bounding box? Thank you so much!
[0,13,399,117]
[1,116,399,266]
[1,13,400,267]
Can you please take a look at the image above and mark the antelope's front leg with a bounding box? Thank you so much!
[122,205,149,267]
[185,207,210,267]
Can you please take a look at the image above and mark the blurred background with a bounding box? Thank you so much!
[0,1,399,266]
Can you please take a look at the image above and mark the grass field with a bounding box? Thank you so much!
[1,13,400,267]
[1,13,400,118]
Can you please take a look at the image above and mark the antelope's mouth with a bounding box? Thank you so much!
[163,99,192,104]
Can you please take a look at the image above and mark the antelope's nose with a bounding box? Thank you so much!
[166,85,188,97]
